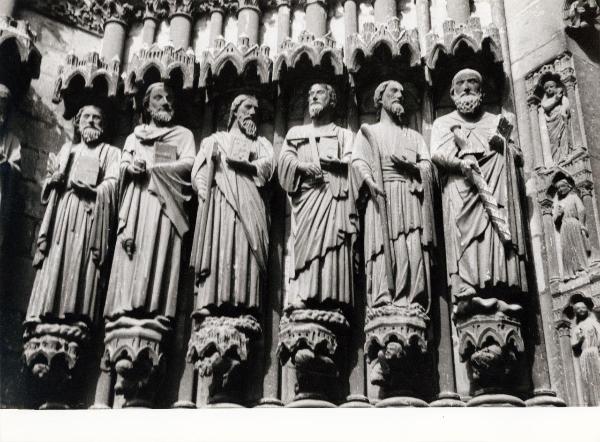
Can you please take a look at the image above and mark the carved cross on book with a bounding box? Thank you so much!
[71,152,100,186]
[154,142,177,164]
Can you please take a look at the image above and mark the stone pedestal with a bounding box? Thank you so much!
[364,305,430,407]
[102,316,171,408]
[23,322,89,408]
[187,315,261,406]
[170,13,192,49]
[278,309,349,405]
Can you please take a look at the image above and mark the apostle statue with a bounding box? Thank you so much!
[431,69,528,309]
[279,83,356,311]
[187,94,273,403]
[103,82,195,321]
[0,83,21,251]
[23,104,120,398]
[352,80,435,311]
[569,294,600,406]
[553,175,590,280]
[541,74,571,165]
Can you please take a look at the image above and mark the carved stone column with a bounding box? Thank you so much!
[142,1,167,45]
[278,310,349,407]
[446,0,471,24]
[276,0,291,47]
[169,1,197,49]
[238,0,260,46]
[527,95,545,170]
[186,315,261,406]
[102,18,128,61]
[0,0,16,16]
[209,3,225,48]
[305,0,327,38]
[576,180,600,260]
[343,0,358,43]
[374,0,396,24]
[539,197,561,285]
[555,319,581,405]
[415,0,431,55]
[102,316,171,408]
[562,70,585,150]
[365,305,430,407]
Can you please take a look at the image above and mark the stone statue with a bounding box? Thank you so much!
[569,294,600,406]
[553,176,590,280]
[351,80,435,404]
[23,104,120,405]
[540,75,571,165]
[187,94,273,404]
[279,82,356,311]
[0,83,21,250]
[431,69,528,405]
[431,68,528,306]
[101,82,195,406]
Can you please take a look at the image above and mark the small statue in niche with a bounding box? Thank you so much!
[351,80,435,403]
[553,175,590,280]
[23,104,120,403]
[540,74,571,165]
[279,82,357,312]
[188,94,273,404]
[0,83,21,250]
[568,293,600,406]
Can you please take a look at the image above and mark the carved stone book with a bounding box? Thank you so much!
[231,137,250,161]
[71,153,100,186]
[154,142,177,164]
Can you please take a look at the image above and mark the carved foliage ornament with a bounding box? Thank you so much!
[564,0,600,28]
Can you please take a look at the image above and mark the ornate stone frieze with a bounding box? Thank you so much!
[346,18,421,71]
[24,0,142,35]
[22,322,90,408]
[52,52,121,104]
[364,305,429,407]
[124,43,198,94]
[142,0,170,19]
[277,309,349,405]
[273,31,343,81]
[526,53,576,102]
[101,316,171,407]
[187,315,261,405]
[425,16,502,69]
[199,36,271,87]
[564,0,600,29]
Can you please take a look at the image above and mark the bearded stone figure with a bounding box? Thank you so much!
[553,176,590,280]
[188,94,273,404]
[541,76,571,165]
[0,83,21,251]
[431,69,528,404]
[101,83,195,407]
[569,294,600,406]
[279,83,357,311]
[351,80,435,405]
[23,104,120,407]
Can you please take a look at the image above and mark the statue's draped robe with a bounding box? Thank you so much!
[542,96,570,164]
[431,111,528,297]
[191,132,273,311]
[0,131,21,249]
[104,125,194,320]
[352,123,435,309]
[572,315,600,405]
[26,142,120,324]
[279,123,357,307]
[554,191,590,279]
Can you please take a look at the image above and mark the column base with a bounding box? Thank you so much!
[89,404,111,409]
[430,392,465,407]
[467,394,526,407]
[39,402,70,410]
[208,402,245,408]
[375,396,429,408]
[123,399,154,408]
[255,398,284,407]
[171,400,197,409]
[525,390,566,407]
[339,394,373,408]
[286,398,337,408]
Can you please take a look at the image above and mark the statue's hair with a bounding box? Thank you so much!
[143,82,174,122]
[373,80,403,110]
[450,68,482,96]
[228,94,258,130]
[73,104,104,144]
[309,83,337,109]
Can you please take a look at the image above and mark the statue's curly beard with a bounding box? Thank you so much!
[150,108,174,125]
[81,126,103,144]
[309,102,325,119]
[239,116,257,139]
[453,92,483,115]
[383,101,405,122]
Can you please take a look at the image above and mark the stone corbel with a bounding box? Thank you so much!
[564,0,600,29]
